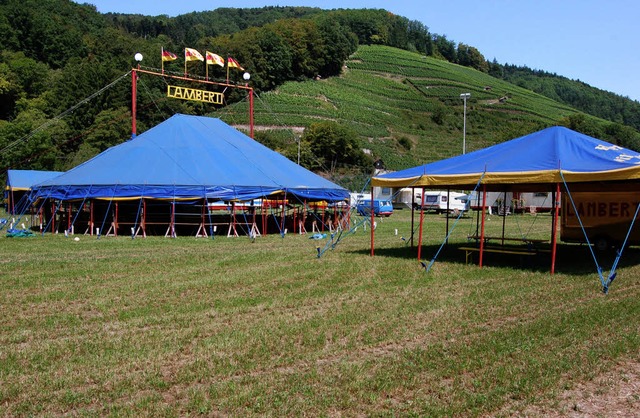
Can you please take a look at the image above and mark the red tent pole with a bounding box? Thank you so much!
[262,200,266,235]
[249,88,254,139]
[51,201,55,233]
[90,200,94,236]
[479,184,487,268]
[114,202,119,237]
[142,199,146,237]
[67,203,72,232]
[293,204,297,234]
[370,186,375,256]
[550,182,561,274]
[131,68,137,138]
[280,198,286,234]
[410,187,415,247]
[171,201,176,237]
[10,187,15,214]
[417,188,426,260]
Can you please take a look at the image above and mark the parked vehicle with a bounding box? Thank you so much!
[414,190,468,213]
[356,199,394,217]
[561,191,640,250]
[467,191,553,214]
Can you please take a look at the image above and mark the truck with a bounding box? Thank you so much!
[561,191,640,251]
[414,190,469,214]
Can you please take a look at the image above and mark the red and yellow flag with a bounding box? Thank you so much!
[227,56,244,71]
[206,51,225,67]
[185,47,204,62]
[161,49,178,61]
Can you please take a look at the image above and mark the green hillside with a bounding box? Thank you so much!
[2,2,640,178]
[221,45,605,172]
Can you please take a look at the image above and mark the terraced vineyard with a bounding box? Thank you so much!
[221,45,583,171]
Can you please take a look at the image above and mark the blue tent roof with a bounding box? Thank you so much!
[6,170,64,191]
[372,126,640,189]
[32,114,348,202]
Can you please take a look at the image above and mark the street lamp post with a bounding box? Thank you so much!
[460,93,470,154]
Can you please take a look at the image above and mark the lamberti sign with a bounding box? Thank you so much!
[167,85,224,104]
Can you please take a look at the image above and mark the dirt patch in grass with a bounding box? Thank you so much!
[513,358,640,417]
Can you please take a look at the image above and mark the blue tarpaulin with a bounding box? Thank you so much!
[372,126,640,189]
[6,170,64,191]
[31,114,348,202]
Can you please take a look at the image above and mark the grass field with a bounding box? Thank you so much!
[1,208,639,416]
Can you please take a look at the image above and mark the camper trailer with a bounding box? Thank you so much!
[414,190,468,213]
[468,191,553,214]
[561,191,640,251]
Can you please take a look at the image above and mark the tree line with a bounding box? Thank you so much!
[1,0,639,174]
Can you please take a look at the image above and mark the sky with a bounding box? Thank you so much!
[75,0,640,102]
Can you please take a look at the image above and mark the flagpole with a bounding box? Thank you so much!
[226,59,230,84]
[206,60,209,81]
[184,49,187,77]
[161,47,164,75]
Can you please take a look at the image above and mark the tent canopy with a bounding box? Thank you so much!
[372,126,640,190]
[32,114,348,202]
[6,170,64,191]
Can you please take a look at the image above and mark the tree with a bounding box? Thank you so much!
[433,34,456,62]
[301,121,370,173]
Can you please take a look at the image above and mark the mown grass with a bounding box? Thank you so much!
[1,209,639,416]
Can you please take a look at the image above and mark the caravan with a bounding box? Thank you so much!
[468,191,553,214]
[414,190,469,213]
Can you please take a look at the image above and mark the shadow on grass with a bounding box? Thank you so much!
[350,241,640,276]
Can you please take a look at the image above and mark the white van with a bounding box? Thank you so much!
[414,190,469,213]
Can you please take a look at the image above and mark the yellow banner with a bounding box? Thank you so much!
[167,85,224,105]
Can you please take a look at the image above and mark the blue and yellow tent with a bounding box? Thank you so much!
[372,126,640,190]
[371,126,640,283]
[32,114,348,202]
[27,114,348,238]
[5,169,63,214]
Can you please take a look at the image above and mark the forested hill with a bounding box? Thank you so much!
[1,0,639,176]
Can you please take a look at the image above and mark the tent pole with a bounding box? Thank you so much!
[281,195,286,236]
[171,201,176,238]
[475,192,481,240]
[142,199,146,238]
[131,68,137,138]
[51,201,55,233]
[550,183,561,274]
[410,187,415,248]
[249,88,254,139]
[10,186,15,215]
[501,189,507,245]
[370,185,375,256]
[293,202,297,234]
[67,202,72,233]
[262,200,266,235]
[479,184,487,268]
[114,202,119,237]
[417,187,426,260]
[445,188,450,245]
[90,200,94,236]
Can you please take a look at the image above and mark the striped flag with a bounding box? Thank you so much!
[185,48,204,62]
[227,56,244,71]
[161,49,178,61]
[206,51,225,67]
